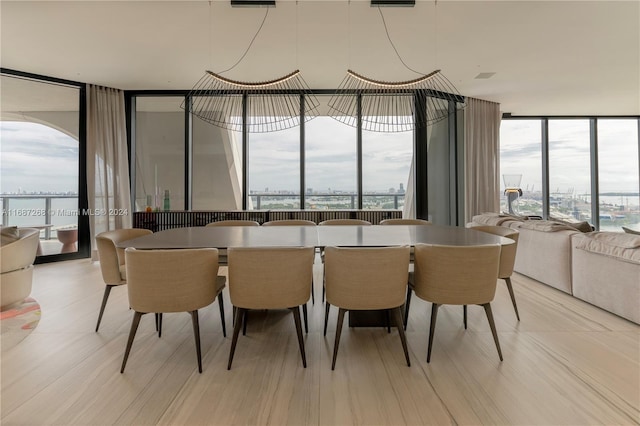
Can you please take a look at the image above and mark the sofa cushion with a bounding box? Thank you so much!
[1,226,20,246]
[549,217,593,233]
[517,220,579,233]
[472,213,525,226]
[574,232,640,264]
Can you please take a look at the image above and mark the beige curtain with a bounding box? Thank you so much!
[464,97,501,223]
[87,85,132,259]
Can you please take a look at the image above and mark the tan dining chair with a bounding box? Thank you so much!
[226,246,315,369]
[262,219,317,318]
[467,225,521,321]
[324,246,411,370]
[95,228,152,332]
[318,218,372,302]
[262,219,316,226]
[205,220,260,266]
[410,243,503,362]
[318,219,372,226]
[379,218,432,225]
[120,248,226,373]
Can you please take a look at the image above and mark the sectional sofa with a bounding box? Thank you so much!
[471,214,640,324]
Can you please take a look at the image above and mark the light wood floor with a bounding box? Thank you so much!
[1,258,639,425]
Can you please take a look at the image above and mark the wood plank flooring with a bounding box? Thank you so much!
[1,258,638,425]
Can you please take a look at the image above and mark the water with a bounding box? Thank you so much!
[1,198,78,229]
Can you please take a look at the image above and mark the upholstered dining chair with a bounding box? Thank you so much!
[205,220,260,266]
[95,228,152,332]
[263,219,317,309]
[318,219,372,303]
[318,219,372,226]
[324,246,411,370]
[120,248,226,373]
[410,243,503,362]
[467,225,521,321]
[379,218,432,225]
[226,246,315,369]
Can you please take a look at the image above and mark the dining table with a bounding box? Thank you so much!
[117,224,512,327]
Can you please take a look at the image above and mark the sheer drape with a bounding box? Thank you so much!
[87,85,132,259]
[402,157,415,218]
[464,98,501,223]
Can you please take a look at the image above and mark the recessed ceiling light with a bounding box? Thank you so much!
[475,72,496,79]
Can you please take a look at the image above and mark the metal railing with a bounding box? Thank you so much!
[1,195,79,240]
[250,193,405,210]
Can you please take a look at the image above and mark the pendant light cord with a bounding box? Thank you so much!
[217,7,270,75]
[377,6,424,76]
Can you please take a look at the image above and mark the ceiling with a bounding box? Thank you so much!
[1,0,639,116]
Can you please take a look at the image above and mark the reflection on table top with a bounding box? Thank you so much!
[117,225,513,249]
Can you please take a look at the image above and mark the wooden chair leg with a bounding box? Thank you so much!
[392,307,411,367]
[121,311,143,373]
[504,278,520,321]
[331,308,347,370]
[95,285,114,332]
[403,286,412,330]
[291,306,307,368]
[463,305,467,329]
[323,302,330,336]
[218,295,226,337]
[190,310,203,373]
[302,303,309,334]
[228,307,245,370]
[427,303,439,363]
[483,303,503,361]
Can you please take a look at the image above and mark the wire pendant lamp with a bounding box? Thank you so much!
[328,68,464,133]
[184,69,319,133]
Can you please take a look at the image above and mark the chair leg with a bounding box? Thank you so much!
[242,310,248,336]
[427,303,439,363]
[157,313,163,338]
[121,311,143,373]
[302,303,309,334]
[331,308,347,370]
[323,302,331,336]
[386,309,391,333]
[311,280,315,305]
[483,303,503,361]
[291,306,307,368]
[190,310,203,373]
[228,307,245,370]
[392,307,411,367]
[218,295,227,337]
[95,285,114,332]
[463,305,468,329]
[403,286,412,331]
[504,277,520,321]
[155,313,159,332]
[232,306,236,326]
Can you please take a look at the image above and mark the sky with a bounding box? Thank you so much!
[0,121,79,194]
[500,118,639,195]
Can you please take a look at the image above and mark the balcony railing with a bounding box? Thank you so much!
[249,193,406,210]
[1,194,79,240]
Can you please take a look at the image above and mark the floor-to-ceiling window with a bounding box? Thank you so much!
[134,96,185,211]
[0,71,87,261]
[499,119,543,216]
[548,119,592,222]
[500,116,640,231]
[597,119,640,231]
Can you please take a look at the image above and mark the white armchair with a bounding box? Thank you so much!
[1,227,40,310]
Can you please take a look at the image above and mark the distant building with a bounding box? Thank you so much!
[398,183,405,194]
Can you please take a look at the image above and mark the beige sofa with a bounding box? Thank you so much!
[471,213,640,324]
[572,232,640,324]
[1,227,40,309]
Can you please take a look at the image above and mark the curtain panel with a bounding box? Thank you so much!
[463,98,501,223]
[87,85,132,259]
